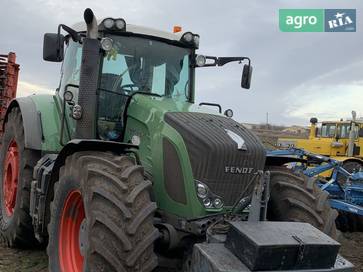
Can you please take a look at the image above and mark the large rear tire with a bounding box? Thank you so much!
[267,166,338,238]
[0,107,40,247]
[48,151,158,272]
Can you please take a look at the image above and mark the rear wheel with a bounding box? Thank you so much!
[267,166,338,238]
[0,107,40,247]
[48,151,158,272]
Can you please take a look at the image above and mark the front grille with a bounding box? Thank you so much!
[165,112,266,206]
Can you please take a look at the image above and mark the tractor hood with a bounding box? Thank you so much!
[126,95,266,208]
[164,111,266,206]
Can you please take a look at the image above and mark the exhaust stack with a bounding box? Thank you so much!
[309,117,318,139]
[347,111,357,157]
[74,8,101,139]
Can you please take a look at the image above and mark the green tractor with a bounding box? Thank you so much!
[0,8,352,272]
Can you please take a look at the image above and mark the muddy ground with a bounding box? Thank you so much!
[0,232,362,271]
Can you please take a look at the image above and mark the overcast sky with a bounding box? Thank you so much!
[0,0,362,125]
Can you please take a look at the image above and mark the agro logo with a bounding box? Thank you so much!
[279,9,356,32]
[325,9,356,32]
[285,15,318,29]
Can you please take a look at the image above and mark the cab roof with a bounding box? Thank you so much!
[72,19,184,42]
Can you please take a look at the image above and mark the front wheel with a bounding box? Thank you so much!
[47,151,158,272]
[267,166,338,238]
[0,107,40,247]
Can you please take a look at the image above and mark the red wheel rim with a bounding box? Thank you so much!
[2,139,19,216]
[59,190,85,272]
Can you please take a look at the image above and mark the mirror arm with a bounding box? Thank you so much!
[58,24,81,43]
[217,57,250,66]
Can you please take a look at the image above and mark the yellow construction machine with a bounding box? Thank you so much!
[278,111,363,177]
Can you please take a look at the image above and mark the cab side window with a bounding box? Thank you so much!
[59,40,82,101]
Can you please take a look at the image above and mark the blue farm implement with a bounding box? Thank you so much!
[267,148,363,230]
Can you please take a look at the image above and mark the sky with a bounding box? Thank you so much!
[0,0,362,125]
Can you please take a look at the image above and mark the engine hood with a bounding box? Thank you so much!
[165,112,266,206]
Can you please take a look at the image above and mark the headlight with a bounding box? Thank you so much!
[213,198,224,209]
[103,18,115,29]
[203,198,212,208]
[195,180,224,209]
[131,135,141,146]
[196,182,208,198]
[182,32,193,43]
[72,104,82,120]
[63,90,74,102]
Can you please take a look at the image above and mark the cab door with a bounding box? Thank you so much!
[56,39,83,143]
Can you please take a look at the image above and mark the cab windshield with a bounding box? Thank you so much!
[97,35,192,140]
[100,35,191,100]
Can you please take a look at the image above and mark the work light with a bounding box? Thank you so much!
[193,34,200,48]
[115,19,126,30]
[101,18,126,31]
[182,32,193,43]
[103,18,115,29]
[195,55,206,67]
[181,32,200,48]
[100,37,113,51]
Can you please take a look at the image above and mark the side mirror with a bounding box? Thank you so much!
[43,33,65,62]
[241,64,252,89]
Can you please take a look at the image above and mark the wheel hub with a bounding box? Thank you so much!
[2,139,19,217]
[59,190,85,272]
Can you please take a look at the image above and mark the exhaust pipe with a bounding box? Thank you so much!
[84,8,98,39]
[309,117,318,139]
[347,111,357,157]
[74,8,100,139]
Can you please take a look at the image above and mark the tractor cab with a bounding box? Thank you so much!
[44,15,252,143]
[312,119,363,157]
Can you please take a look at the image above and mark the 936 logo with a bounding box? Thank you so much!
[279,9,356,32]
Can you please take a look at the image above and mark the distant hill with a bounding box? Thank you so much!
[242,123,309,149]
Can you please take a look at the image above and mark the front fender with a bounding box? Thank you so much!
[4,97,43,150]
[4,95,63,152]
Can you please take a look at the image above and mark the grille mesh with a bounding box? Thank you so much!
[165,112,266,206]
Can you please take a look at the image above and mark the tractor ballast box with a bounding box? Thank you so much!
[225,221,340,271]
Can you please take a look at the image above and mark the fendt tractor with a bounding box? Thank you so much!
[278,112,363,181]
[0,9,354,272]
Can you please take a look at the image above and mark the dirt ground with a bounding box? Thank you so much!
[0,232,362,271]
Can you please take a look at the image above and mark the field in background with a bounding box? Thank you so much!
[248,123,309,149]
